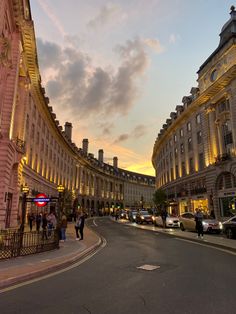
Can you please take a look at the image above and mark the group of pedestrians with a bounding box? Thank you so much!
[27,210,86,242]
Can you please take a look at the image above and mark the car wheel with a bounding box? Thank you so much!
[226,228,233,239]
[180,223,185,231]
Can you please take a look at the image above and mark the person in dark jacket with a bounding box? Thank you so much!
[195,208,204,239]
[35,212,42,232]
[161,208,168,228]
[78,212,85,240]
[28,212,35,231]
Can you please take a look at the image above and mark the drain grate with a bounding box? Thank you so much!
[137,264,160,271]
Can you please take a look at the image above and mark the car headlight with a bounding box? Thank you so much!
[219,222,223,229]
[152,216,155,221]
[168,219,173,223]
[202,221,207,226]
[141,216,144,219]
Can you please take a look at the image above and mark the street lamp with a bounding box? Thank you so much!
[20,183,29,232]
[57,184,64,220]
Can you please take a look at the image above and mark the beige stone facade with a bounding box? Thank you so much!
[152,8,236,219]
[0,0,154,229]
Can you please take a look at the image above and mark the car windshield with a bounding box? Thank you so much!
[140,211,149,215]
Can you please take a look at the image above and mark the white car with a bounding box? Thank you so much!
[179,212,222,233]
[154,214,180,228]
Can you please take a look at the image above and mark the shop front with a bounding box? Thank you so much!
[218,191,236,217]
[191,195,208,213]
[179,199,189,215]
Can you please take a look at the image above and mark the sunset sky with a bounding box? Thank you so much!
[30,0,233,176]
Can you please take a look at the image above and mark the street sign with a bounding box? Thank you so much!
[34,193,49,207]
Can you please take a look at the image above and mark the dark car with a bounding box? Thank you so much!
[135,210,153,224]
[128,210,138,222]
[119,210,127,219]
[223,216,236,238]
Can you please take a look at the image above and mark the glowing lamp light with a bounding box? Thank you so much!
[57,184,65,193]
[22,184,29,194]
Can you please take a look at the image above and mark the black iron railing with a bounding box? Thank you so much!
[0,229,59,260]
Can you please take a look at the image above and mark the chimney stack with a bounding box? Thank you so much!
[64,122,72,140]
[98,149,104,163]
[113,156,118,168]
[82,139,88,155]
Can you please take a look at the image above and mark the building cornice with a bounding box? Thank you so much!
[152,63,236,165]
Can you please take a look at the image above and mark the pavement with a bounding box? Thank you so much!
[1,217,236,291]
[0,221,102,290]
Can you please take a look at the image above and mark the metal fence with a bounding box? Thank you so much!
[0,229,59,260]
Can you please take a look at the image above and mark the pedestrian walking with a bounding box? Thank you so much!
[78,212,85,240]
[161,207,168,228]
[42,213,48,240]
[195,208,204,239]
[47,211,57,237]
[74,213,81,240]
[35,212,42,232]
[28,212,35,231]
[60,212,67,242]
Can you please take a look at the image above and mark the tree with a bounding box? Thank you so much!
[152,189,167,213]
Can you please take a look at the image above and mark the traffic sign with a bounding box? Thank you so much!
[34,193,49,207]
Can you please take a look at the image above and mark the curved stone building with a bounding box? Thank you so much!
[152,7,236,219]
[0,0,155,229]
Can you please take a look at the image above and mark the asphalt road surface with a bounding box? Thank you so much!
[1,217,236,314]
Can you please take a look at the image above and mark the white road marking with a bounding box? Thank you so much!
[137,264,160,271]
[93,219,98,227]
[0,237,107,294]
[175,238,236,256]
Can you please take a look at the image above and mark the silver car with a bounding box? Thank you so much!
[154,214,179,228]
[179,212,222,233]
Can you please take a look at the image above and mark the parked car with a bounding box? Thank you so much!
[119,210,127,219]
[154,214,179,228]
[136,211,153,224]
[223,216,236,238]
[128,210,138,222]
[179,212,222,233]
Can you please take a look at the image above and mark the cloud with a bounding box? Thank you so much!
[144,38,164,53]
[87,3,125,29]
[113,124,148,144]
[132,124,147,138]
[37,37,153,121]
[169,33,181,44]
[114,134,130,144]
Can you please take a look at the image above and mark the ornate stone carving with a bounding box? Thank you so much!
[0,36,12,67]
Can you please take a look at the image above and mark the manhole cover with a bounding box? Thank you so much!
[137,264,160,271]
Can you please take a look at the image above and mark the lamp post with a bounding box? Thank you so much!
[57,184,64,221]
[19,184,29,233]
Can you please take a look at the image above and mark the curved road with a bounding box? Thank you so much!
[1,217,236,314]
